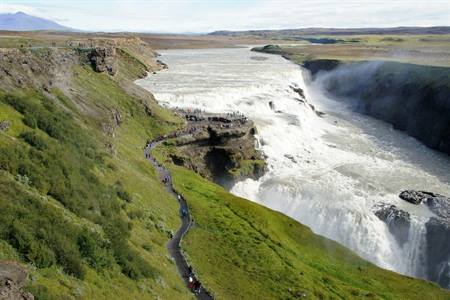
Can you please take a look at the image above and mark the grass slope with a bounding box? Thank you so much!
[0,45,192,299]
[153,145,450,300]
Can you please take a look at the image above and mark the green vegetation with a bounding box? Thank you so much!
[229,159,266,179]
[1,33,449,299]
[153,144,450,299]
[0,43,191,299]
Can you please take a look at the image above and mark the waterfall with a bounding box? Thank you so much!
[136,47,450,284]
[401,217,428,278]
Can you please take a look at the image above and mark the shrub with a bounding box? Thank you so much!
[77,229,113,270]
[117,190,133,202]
[0,91,154,281]
[19,131,47,150]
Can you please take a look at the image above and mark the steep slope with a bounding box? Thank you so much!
[0,39,190,299]
[309,61,450,156]
[153,143,450,299]
[0,12,72,31]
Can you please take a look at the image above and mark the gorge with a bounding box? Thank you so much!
[137,47,450,289]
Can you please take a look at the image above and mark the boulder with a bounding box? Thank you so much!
[0,120,10,132]
[156,60,168,70]
[399,190,450,219]
[290,85,305,99]
[399,190,426,205]
[0,261,34,300]
[374,204,410,246]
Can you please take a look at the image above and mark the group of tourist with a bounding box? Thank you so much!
[144,133,207,297]
[187,266,202,295]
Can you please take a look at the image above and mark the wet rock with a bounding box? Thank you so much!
[290,85,305,99]
[0,120,11,132]
[156,60,168,70]
[425,217,450,288]
[399,190,450,288]
[302,59,341,77]
[284,154,297,163]
[0,261,34,300]
[399,190,434,205]
[309,61,450,156]
[89,47,117,75]
[424,194,450,220]
[374,204,410,246]
[399,190,450,219]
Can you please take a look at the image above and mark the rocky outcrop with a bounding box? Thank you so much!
[400,190,450,219]
[0,261,33,300]
[398,190,450,288]
[425,217,450,288]
[88,47,117,76]
[0,121,10,132]
[304,60,450,156]
[166,110,266,187]
[302,59,341,77]
[101,108,122,138]
[399,190,431,205]
[290,85,305,99]
[374,204,410,246]
[156,60,168,70]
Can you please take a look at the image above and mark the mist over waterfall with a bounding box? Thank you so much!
[136,47,450,282]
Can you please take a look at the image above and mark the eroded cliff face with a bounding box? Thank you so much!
[165,111,266,187]
[304,60,450,156]
[375,190,450,289]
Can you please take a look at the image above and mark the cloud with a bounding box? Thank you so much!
[0,3,37,15]
[1,0,449,32]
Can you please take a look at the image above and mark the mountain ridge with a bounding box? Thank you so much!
[0,11,73,31]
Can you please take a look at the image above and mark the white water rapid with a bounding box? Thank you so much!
[136,47,450,280]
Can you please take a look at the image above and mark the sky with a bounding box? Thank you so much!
[0,0,449,33]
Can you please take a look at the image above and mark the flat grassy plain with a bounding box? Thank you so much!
[252,34,450,67]
[0,30,296,50]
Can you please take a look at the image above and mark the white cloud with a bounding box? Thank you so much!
[1,0,449,32]
[0,3,37,15]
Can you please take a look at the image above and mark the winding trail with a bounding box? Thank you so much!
[144,132,213,300]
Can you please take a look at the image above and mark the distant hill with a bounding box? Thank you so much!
[0,11,73,31]
[210,26,450,36]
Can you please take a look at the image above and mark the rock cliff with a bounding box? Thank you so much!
[378,190,450,289]
[303,60,450,156]
[165,110,266,187]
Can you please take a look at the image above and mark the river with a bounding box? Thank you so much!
[136,47,450,281]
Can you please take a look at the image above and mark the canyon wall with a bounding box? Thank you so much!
[304,60,450,155]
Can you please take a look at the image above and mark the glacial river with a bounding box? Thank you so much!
[136,47,450,280]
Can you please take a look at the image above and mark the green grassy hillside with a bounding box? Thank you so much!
[154,144,450,300]
[0,43,192,299]
[0,35,449,300]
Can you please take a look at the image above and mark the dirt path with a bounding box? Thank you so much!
[144,134,213,300]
